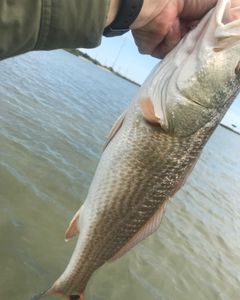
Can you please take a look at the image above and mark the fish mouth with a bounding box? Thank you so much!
[213,0,240,51]
[217,0,240,25]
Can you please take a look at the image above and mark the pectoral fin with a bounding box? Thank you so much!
[140,97,160,125]
[65,207,82,241]
[109,199,169,261]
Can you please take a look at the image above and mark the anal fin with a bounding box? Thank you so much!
[65,207,82,241]
[109,199,169,262]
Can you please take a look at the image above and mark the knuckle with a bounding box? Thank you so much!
[138,47,150,55]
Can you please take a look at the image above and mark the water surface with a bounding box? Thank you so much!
[0,50,239,300]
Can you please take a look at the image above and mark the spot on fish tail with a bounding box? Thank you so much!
[70,295,80,300]
[69,292,84,300]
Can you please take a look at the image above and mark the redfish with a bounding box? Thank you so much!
[33,0,240,299]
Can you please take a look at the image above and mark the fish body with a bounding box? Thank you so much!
[52,102,207,296]
[34,0,240,299]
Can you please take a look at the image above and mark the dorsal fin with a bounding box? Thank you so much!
[104,111,126,150]
[109,199,169,262]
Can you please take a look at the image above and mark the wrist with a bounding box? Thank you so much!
[104,0,145,37]
[106,0,121,27]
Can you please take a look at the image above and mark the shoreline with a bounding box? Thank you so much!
[65,49,239,136]
[64,48,140,87]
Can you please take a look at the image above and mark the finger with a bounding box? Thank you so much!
[132,28,165,55]
[132,4,179,55]
[151,19,187,59]
[132,17,177,55]
[181,0,217,20]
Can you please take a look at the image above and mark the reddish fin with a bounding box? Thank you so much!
[140,97,160,125]
[104,111,126,150]
[65,207,82,241]
[109,200,169,261]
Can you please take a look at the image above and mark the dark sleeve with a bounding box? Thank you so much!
[0,0,109,59]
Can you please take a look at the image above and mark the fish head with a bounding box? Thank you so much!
[141,0,240,136]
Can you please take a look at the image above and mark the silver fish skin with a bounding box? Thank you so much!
[33,0,240,299]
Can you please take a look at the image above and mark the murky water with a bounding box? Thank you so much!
[0,50,240,300]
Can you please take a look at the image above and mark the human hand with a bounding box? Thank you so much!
[130,0,218,58]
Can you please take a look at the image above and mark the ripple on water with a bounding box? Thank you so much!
[0,50,240,300]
